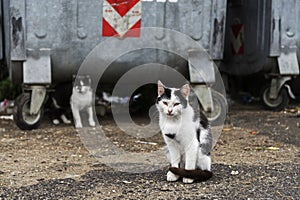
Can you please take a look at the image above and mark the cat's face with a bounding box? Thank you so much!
[156,80,190,118]
[73,75,91,94]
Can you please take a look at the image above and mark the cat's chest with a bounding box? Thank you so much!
[160,119,181,134]
[159,115,198,144]
[72,91,92,105]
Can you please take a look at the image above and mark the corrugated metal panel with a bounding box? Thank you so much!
[209,0,227,59]
[270,0,300,56]
[10,0,26,60]
[269,0,281,56]
[270,0,299,75]
[5,0,227,84]
[221,0,272,75]
[279,0,299,50]
[0,1,3,60]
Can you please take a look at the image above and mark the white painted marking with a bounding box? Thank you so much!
[103,1,141,37]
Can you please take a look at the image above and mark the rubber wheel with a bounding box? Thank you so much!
[261,85,289,111]
[205,91,227,126]
[13,93,44,130]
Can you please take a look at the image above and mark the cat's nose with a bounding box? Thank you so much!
[168,109,173,114]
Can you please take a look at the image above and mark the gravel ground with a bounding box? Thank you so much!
[0,104,299,199]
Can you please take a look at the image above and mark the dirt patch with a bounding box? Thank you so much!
[0,104,299,199]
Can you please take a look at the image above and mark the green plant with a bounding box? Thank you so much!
[0,77,21,101]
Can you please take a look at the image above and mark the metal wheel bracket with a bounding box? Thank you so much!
[23,48,52,84]
[192,84,213,112]
[29,86,46,115]
[188,49,215,84]
[269,77,291,99]
[284,84,296,99]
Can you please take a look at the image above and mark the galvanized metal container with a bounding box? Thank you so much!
[221,0,299,76]
[221,0,300,111]
[1,0,227,129]
[2,0,226,85]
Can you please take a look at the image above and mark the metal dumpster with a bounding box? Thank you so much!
[221,0,300,110]
[1,0,227,129]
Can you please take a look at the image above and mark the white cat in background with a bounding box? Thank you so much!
[70,75,95,128]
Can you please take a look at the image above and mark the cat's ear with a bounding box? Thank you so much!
[181,83,190,98]
[157,80,165,96]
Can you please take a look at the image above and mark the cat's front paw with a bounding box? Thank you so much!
[75,123,83,129]
[167,171,179,182]
[52,119,60,125]
[64,119,72,124]
[183,178,194,184]
[61,115,71,124]
[89,120,95,127]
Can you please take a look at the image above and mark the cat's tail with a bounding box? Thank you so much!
[169,167,213,181]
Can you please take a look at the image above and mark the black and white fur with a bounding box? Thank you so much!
[156,80,213,183]
[49,82,72,125]
[70,75,95,128]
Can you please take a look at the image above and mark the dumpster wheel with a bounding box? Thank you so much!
[205,91,227,126]
[13,93,44,130]
[261,85,289,111]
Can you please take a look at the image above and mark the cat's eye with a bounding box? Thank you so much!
[173,103,180,106]
[163,101,168,106]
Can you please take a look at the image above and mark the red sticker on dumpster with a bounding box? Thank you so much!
[102,0,141,37]
[231,24,244,55]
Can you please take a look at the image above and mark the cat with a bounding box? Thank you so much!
[156,80,213,183]
[48,82,72,125]
[70,75,96,128]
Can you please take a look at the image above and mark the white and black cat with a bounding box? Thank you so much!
[70,75,96,128]
[156,80,213,183]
